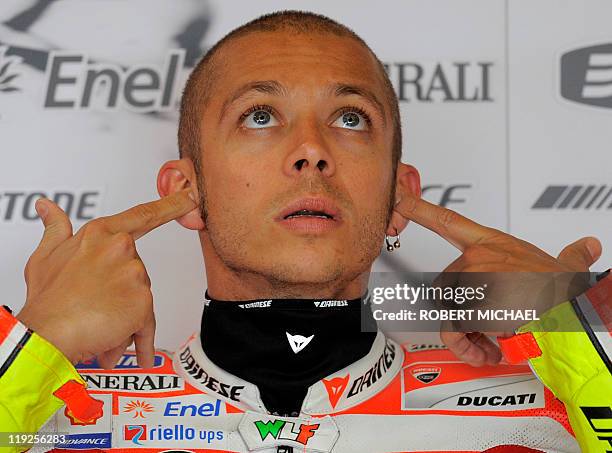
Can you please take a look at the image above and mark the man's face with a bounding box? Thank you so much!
[198,30,395,289]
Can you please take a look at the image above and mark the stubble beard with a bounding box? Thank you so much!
[196,169,396,296]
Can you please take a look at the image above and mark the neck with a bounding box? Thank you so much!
[200,292,377,416]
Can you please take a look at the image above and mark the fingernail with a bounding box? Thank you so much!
[188,191,196,202]
[586,238,600,260]
[35,198,48,219]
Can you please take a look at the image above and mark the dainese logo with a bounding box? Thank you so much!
[322,374,350,409]
[285,332,314,354]
[123,400,155,419]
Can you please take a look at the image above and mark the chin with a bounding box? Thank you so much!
[267,252,345,285]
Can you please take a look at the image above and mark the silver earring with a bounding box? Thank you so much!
[385,230,400,252]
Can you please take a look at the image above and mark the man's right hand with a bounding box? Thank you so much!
[16,189,196,369]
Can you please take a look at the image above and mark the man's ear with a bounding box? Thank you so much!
[386,163,421,236]
[157,158,205,230]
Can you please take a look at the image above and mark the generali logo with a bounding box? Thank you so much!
[322,374,350,409]
[561,43,612,108]
[384,61,495,102]
[123,400,155,419]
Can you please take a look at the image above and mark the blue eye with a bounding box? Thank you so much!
[332,109,370,131]
[241,106,279,129]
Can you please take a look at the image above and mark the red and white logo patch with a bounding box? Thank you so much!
[411,367,441,384]
[322,374,350,408]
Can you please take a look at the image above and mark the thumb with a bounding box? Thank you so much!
[557,236,602,271]
[34,198,73,258]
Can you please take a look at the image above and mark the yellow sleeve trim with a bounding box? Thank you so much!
[0,331,83,434]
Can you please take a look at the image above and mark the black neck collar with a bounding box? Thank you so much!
[200,292,377,416]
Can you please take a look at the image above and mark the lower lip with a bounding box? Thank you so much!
[277,216,340,233]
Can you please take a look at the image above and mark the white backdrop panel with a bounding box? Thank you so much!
[0,0,608,351]
[508,0,612,269]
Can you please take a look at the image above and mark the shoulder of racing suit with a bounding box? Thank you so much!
[36,330,579,453]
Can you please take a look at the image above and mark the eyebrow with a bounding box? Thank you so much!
[220,80,387,125]
[220,80,287,118]
[330,83,387,126]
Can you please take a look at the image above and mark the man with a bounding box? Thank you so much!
[1,10,610,453]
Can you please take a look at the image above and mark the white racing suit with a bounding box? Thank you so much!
[39,331,579,453]
[1,271,608,452]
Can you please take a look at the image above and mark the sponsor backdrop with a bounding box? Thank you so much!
[0,0,609,350]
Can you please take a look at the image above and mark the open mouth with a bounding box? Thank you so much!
[284,209,334,220]
[276,198,342,232]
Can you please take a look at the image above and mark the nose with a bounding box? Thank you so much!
[283,122,336,178]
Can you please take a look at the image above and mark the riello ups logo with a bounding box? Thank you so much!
[560,43,612,108]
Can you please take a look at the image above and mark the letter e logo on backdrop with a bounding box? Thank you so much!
[561,43,612,108]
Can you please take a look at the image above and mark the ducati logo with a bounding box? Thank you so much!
[322,374,350,409]
[411,367,441,384]
[286,332,314,354]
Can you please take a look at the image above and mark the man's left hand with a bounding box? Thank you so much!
[393,193,602,367]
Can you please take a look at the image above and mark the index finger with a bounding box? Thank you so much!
[440,330,502,367]
[393,194,496,251]
[103,190,197,240]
